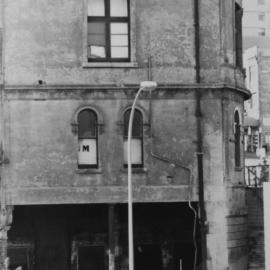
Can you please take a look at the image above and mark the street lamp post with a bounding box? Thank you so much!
[127,81,157,270]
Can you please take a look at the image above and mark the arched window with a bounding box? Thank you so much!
[234,110,241,167]
[123,109,143,167]
[78,109,98,168]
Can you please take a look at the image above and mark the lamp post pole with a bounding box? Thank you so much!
[127,81,157,270]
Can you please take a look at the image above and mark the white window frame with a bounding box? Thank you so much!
[82,0,137,68]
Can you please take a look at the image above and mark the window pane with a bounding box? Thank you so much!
[234,111,240,125]
[123,139,142,165]
[110,0,128,17]
[88,0,105,16]
[124,110,142,137]
[88,22,105,34]
[234,111,241,167]
[88,34,106,46]
[88,22,106,58]
[111,34,128,46]
[258,28,265,36]
[78,110,97,138]
[111,23,128,34]
[111,46,128,58]
[258,12,265,21]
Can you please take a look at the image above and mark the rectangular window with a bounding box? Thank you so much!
[258,28,266,36]
[87,0,130,62]
[265,134,270,144]
[245,131,259,153]
[258,12,265,22]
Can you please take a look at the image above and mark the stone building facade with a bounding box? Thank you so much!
[0,0,249,270]
[243,39,270,168]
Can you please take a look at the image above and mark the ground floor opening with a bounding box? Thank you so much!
[7,202,201,270]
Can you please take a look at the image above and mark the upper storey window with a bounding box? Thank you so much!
[87,0,130,62]
[235,3,243,68]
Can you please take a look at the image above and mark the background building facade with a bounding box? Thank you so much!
[0,1,249,270]
[242,1,270,270]
[242,0,270,37]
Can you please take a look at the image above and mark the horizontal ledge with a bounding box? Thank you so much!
[75,168,103,174]
[4,83,250,98]
[82,62,139,68]
[6,185,198,205]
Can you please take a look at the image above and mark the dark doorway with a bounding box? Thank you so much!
[8,203,200,270]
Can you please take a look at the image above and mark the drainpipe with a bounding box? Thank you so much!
[194,0,207,270]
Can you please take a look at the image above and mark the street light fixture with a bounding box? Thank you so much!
[127,81,157,270]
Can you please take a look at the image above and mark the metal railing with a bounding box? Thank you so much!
[245,164,269,187]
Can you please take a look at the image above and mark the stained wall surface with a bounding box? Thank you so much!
[0,0,250,269]
[2,0,245,87]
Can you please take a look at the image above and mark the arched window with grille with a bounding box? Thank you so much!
[123,109,143,167]
[234,109,241,167]
[78,109,98,168]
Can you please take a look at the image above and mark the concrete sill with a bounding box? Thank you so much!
[120,167,148,174]
[75,168,103,174]
[82,62,139,68]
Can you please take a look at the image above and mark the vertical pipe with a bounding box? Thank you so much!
[194,0,207,270]
[0,0,5,209]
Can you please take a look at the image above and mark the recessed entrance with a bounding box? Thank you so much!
[7,203,201,270]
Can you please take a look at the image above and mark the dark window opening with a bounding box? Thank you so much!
[234,110,241,167]
[258,12,265,22]
[123,109,143,168]
[78,109,98,168]
[235,3,243,68]
[245,128,259,154]
[258,28,266,36]
[87,0,130,62]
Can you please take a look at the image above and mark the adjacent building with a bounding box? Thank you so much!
[244,40,270,169]
[243,0,270,178]
[242,0,270,37]
[0,1,249,270]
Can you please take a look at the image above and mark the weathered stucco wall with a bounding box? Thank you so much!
[5,89,199,204]
[3,0,245,88]
[3,87,246,207]
[0,0,249,269]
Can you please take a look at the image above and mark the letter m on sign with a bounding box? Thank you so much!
[83,145,90,152]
